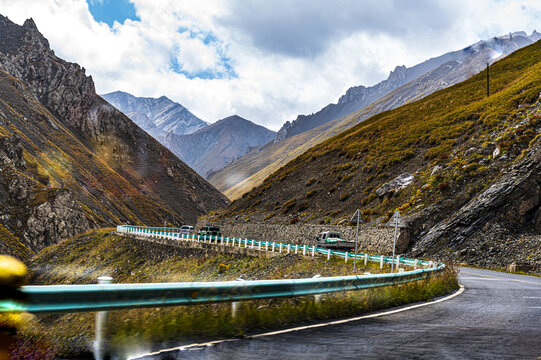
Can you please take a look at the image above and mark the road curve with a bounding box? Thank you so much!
[138,267,541,360]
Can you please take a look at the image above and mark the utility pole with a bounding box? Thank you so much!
[487,62,490,97]
[350,209,363,271]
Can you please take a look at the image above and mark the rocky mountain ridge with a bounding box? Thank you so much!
[275,31,541,142]
[102,91,208,138]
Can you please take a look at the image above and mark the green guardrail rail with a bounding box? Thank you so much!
[0,226,443,314]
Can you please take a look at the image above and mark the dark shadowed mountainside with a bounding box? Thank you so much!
[0,15,228,258]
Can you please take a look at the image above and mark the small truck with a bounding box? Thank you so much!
[315,231,355,250]
[197,225,222,237]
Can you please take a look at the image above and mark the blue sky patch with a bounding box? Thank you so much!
[169,28,237,80]
[87,0,139,27]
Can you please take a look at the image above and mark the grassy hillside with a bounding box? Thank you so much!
[209,37,529,200]
[222,40,541,229]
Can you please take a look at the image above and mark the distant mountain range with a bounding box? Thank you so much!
[104,92,276,178]
[275,31,541,142]
[102,91,208,138]
[162,115,275,178]
[210,31,541,199]
[0,15,228,258]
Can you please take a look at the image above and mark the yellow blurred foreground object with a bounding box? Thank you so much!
[0,255,27,288]
[0,255,27,360]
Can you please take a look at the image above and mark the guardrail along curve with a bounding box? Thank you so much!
[0,225,444,314]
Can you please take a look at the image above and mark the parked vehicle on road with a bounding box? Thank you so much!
[198,225,222,237]
[180,225,194,233]
[315,231,355,250]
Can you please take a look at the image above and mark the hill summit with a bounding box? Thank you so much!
[102,91,208,138]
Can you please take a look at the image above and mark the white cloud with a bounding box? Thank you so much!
[0,0,540,131]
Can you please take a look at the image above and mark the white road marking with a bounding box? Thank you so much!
[461,271,541,285]
[129,285,465,359]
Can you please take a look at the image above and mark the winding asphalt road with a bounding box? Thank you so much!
[139,267,541,359]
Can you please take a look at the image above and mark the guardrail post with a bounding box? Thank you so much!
[265,242,268,251]
[303,245,306,256]
[345,252,348,263]
[295,245,298,254]
[245,238,248,248]
[364,254,368,266]
[414,259,418,269]
[232,278,246,318]
[279,243,282,253]
[251,240,254,249]
[312,246,315,257]
[380,255,384,269]
[396,256,400,272]
[258,241,261,250]
[327,249,331,260]
[271,242,275,252]
[287,244,290,254]
[231,301,239,319]
[312,275,322,305]
[94,276,112,360]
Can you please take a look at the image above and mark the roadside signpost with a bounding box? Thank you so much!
[387,210,406,272]
[350,209,364,271]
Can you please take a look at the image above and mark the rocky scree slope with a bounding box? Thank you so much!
[102,90,208,139]
[220,40,541,270]
[211,31,541,200]
[0,16,228,258]
[162,115,275,178]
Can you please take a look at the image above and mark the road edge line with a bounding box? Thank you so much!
[129,285,465,359]
[251,284,465,337]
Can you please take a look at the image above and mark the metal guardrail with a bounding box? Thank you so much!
[0,226,443,314]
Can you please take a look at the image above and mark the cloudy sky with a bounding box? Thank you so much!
[1,0,540,130]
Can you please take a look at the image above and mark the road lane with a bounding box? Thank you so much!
[137,267,541,360]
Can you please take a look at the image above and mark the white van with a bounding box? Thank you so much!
[180,225,194,233]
